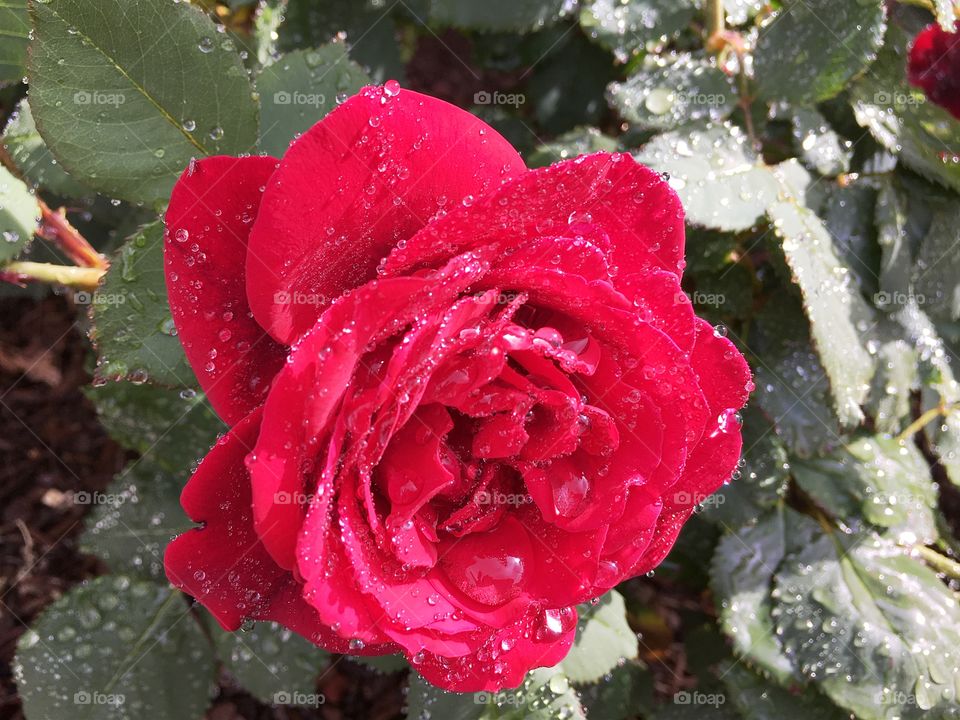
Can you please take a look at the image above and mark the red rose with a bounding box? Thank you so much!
[163,84,751,692]
[908,20,960,119]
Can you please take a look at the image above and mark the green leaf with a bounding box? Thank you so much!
[711,507,803,685]
[525,29,616,135]
[749,290,840,458]
[607,54,736,131]
[702,407,789,528]
[768,161,876,427]
[816,182,879,299]
[895,302,960,487]
[214,621,329,705]
[561,591,638,683]
[772,529,960,718]
[278,0,403,83]
[722,664,848,720]
[2,99,92,198]
[90,221,195,387]
[753,0,885,105]
[0,164,39,263]
[849,15,960,194]
[576,661,653,720]
[28,0,259,204]
[791,108,851,178]
[864,332,918,435]
[257,44,370,157]
[80,458,193,580]
[526,126,619,168]
[635,122,779,231]
[0,0,28,85]
[429,0,568,31]
[14,576,215,720]
[85,382,223,468]
[874,177,916,306]
[791,434,939,545]
[913,201,960,322]
[406,665,585,720]
[347,653,408,674]
[81,382,224,579]
[580,0,696,60]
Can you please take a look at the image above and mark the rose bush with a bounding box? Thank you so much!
[162,84,750,692]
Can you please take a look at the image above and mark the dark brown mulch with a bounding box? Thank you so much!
[0,295,124,719]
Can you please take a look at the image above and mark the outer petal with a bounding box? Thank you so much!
[384,152,685,286]
[165,156,287,425]
[164,409,394,655]
[908,21,960,120]
[246,85,526,344]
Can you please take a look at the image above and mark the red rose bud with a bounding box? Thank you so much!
[162,84,751,693]
[908,20,960,119]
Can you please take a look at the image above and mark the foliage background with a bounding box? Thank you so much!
[2,0,960,718]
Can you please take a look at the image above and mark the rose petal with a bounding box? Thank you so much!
[165,156,286,424]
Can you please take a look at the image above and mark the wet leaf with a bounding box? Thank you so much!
[635,122,779,231]
[14,576,215,720]
[580,0,696,60]
[28,0,259,204]
[769,161,877,427]
[607,54,736,131]
[0,0,28,86]
[722,664,848,720]
[711,507,804,685]
[791,108,851,178]
[0,165,39,263]
[913,202,960,322]
[561,591,638,683]
[772,527,960,719]
[214,621,329,705]
[257,44,370,157]
[2,99,93,198]
[791,434,939,545]
[90,221,195,387]
[754,0,885,105]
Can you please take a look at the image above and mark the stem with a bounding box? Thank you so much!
[706,0,725,51]
[897,401,955,443]
[914,545,960,583]
[1,261,105,290]
[38,200,107,270]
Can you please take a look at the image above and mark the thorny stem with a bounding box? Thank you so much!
[1,261,105,291]
[38,200,107,269]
